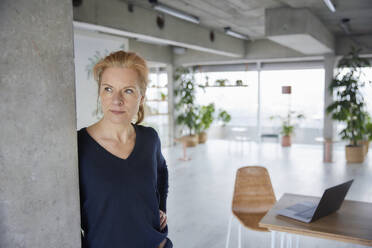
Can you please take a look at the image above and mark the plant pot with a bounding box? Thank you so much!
[357,140,369,156]
[281,135,291,147]
[183,135,199,147]
[198,131,207,144]
[362,140,370,155]
[345,145,365,163]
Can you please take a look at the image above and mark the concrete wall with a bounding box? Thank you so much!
[0,0,81,247]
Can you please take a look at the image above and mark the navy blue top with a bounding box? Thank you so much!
[78,124,170,248]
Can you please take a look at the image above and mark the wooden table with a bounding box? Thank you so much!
[259,193,372,246]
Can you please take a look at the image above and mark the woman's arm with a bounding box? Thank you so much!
[156,136,169,213]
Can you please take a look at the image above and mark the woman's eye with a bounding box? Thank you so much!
[125,89,134,94]
[104,87,112,93]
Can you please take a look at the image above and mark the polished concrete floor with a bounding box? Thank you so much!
[162,140,372,248]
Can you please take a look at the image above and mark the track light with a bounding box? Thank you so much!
[340,18,351,35]
[322,0,336,12]
[224,27,249,40]
[150,0,200,24]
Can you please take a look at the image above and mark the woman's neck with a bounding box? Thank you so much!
[95,118,134,144]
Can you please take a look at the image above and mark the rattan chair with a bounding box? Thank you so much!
[225,166,277,248]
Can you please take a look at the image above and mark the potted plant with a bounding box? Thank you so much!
[218,110,231,126]
[195,103,216,144]
[326,47,371,163]
[216,79,228,87]
[217,109,231,139]
[363,115,372,155]
[236,79,243,86]
[160,92,167,101]
[174,67,199,147]
[270,111,305,147]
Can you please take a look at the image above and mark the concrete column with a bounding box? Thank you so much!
[323,54,336,162]
[166,64,175,145]
[0,1,81,247]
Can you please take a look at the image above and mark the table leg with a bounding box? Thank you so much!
[271,231,276,248]
[178,143,191,161]
[295,235,299,248]
[280,232,285,248]
[287,234,292,248]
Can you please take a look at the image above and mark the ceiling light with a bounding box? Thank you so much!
[322,0,336,12]
[340,18,351,35]
[150,1,200,24]
[224,27,249,40]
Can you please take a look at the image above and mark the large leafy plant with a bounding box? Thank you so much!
[365,115,372,141]
[326,47,371,146]
[174,67,199,136]
[195,103,216,133]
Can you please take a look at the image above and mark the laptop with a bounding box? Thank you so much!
[277,180,354,223]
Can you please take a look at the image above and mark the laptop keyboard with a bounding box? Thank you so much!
[287,203,312,212]
[286,203,317,219]
[295,207,317,218]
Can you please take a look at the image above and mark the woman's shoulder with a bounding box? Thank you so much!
[77,127,87,139]
[135,124,159,140]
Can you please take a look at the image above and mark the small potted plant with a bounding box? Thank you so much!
[236,79,243,86]
[216,79,228,87]
[160,92,167,101]
[217,109,231,139]
[195,103,215,144]
[218,110,231,126]
[271,111,305,147]
[326,47,371,163]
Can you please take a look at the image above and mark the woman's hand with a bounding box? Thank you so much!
[159,210,167,230]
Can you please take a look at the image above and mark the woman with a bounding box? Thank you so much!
[77,51,172,248]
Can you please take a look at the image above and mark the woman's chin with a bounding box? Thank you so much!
[105,114,131,125]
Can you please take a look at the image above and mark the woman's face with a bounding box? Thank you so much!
[99,67,144,125]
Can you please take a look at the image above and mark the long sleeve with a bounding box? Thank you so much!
[156,136,169,213]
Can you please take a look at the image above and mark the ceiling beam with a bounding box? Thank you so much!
[265,7,334,55]
[73,0,245,58]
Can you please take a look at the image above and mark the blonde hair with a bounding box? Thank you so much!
[93,51,148,124]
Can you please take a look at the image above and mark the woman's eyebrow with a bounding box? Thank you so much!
[101,83,113,87]
[101,83,137,90]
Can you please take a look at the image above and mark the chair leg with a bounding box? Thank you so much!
[271,231,276,248]
[225,215,233,248]
[238,222,242,248]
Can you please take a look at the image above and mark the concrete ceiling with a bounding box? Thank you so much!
[128,0,372,39]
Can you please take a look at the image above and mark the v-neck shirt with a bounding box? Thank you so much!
[77,124,169,248]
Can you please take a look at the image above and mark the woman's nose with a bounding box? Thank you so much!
[112,92,124,105]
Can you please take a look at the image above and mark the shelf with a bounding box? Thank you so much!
[146,99,168,102]
[202,85,248,88]
[147,113,169,116]
[148,86,168,89]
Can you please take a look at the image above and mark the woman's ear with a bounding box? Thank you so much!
[140,95,145,105]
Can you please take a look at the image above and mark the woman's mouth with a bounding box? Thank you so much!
[110,110,125,115]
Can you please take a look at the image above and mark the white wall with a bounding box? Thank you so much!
[73,28,129,130]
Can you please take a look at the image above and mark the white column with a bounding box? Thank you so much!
[166,64,175,146]
[323,54,336,162]
[257,62,262,142]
